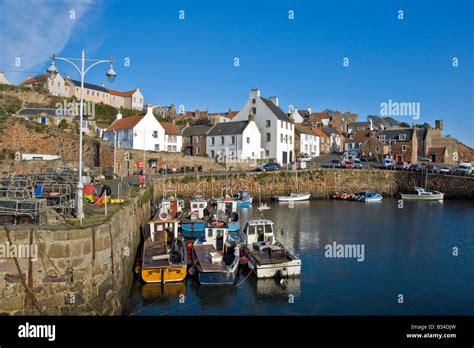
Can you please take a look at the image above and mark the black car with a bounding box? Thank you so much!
[330,160,341,168]
[256,162,281,172]
[425,164,438,173]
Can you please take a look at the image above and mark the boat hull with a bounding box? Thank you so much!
[236,197,253,207]
[400,193,444,201]
[197,271,237,285]
[248,260,301,279]
[141,266,187,284]
[276,193,311,202]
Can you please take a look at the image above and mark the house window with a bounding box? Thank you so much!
[211,137,215,145]
[231,136,235,145]
[266,133,271,142]
[92,91,95,96]
[379,135,386,140]
[252,98,256,104]
[290,136,292,144]
[87,90,90,95]
[281,120,283,128]
[399,134,406,141]
[402,145,407,152]
[281,134,284,143]
[220,136,225,145]
[155,144,160,151]
[252,107,256,115]
[265,150,270,157]
[375,146,380,152]
[246,137,250,144]
[211,150,215,157]
[266,120,271,128]
[152,131,158,138]
[286,122,288,129]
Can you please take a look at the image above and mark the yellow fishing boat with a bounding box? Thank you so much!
[141,215,187,283]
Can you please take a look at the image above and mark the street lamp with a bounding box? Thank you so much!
[48,50,117,225]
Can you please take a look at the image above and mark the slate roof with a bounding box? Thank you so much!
[182,125,212,137]
[68,79,109,93]
[348,121,371,129]
[17,108,58,117]
[345,130,371,143]
[322,126,339,136]
[207,121,249,136]
[379,128,414,141]
[260,97,291,122]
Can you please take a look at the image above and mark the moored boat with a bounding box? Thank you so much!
[141,215,187,284]
[237,206,301,279]
[190,220,240,285]
[356,191,383,202]
[274,192,311,202]
[400,187,444,201]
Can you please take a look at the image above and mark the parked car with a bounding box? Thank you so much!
[395,161,411,170]
[409,163,426,172]
[330,160,341,168]
[341,160,355,169]
[417,155,432,162]
[353,158,363,169]
[454,162,473,176]
[425,164,438,173]
[381,158,395,169]
[256,162,281,172]
[298,153,312,162]
[439,167,452,175]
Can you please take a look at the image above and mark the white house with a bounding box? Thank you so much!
[0,71,12,85]
[294,124,320,157]
[206,119,262,162]
[20,73,70,97]
[322,126,343,153]
[104,103,166,151]
[232,89,295,165]
[108,88,144,110]
[160,122,183,153]
[289,108,311,124]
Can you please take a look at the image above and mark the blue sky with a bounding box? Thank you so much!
[1,0,473,146]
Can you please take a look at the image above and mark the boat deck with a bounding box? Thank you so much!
[193,244,227,273]
[245,244,291,265]
[142,240,170,268]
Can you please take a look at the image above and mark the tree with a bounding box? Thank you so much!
[399,122,410,128]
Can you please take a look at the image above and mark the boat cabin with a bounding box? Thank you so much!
[160,197,184,218]
[233,189,250,201]
[216,199,238,215]
[189,199,208,219]
[241,219,275,246]
[148,216,179,243]
[200,221,230,253]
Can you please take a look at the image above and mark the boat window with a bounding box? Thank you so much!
[156,224,164,231]
[247,226,255,235]
[265,224,273,233]
[207,229,213,238]
[199,203,205,208]
[192,204,198,209]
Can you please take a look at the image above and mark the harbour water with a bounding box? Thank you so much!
[124,199,474,315]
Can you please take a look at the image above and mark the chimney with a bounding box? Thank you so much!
[27,75,32,80]
[435,119,443,131]
[248,112,255,122]
[146,102,153,116]
[307,107,312,114]
[268,96,279,107]
[116,112,122,120]
[101,83,105,87]
[250,88,260,99]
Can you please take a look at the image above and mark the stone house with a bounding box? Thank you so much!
[312,127,331,154]
[232,89,295,165]
[65,78,111,105]
[289,108,311,124]
[344,130,371,156]
[20,73,70,97]
[378,126,418,163]
[322,126,343,153]
[108,88,144,110]
[360,135,389,162]
[182,125,212,156]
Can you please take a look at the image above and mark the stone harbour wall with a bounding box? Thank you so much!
[154,169,474,200]
[0,190,152,315]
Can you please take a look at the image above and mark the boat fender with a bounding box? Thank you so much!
[159,211,170,220]
[188,266,196,276]
[280,278,288,287]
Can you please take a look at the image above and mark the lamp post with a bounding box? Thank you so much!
[47,50,117,225]
[134,129,155,176]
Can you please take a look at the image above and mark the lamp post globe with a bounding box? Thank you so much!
[47,60,58,80]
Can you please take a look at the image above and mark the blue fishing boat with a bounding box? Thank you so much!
[190,220,240,285]
[233,189,253,207]
[356,192,383,202]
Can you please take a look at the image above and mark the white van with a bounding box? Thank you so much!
[455,162,472,176]
[381,158,395,169]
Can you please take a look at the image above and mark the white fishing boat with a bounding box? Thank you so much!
[275,193,311,202]
[400,187,444,201]
[238,205,301,279]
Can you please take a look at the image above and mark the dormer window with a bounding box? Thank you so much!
[252,98,256,104]
[379,135,386,140]
[399,134,406,141]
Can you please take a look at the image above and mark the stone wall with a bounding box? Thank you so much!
[0,189,152,315]
[153,169,474,200]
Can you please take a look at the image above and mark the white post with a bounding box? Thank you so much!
[113,131,117,177]
[143,131,146,175]
[77,49,85,225]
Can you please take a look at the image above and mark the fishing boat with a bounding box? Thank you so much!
[356,192,383,202]
[159,189,185,218]
[232,189,253,207]
[274,166,310,202]
[238,205,301,279]
[179,191,210,239]
[400,187,444,201]
[141,215,187,284]
[274,192,311,202]
[190,220,240,285]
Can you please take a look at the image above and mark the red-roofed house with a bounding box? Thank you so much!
[20,73,71,97]
[312,128,330,154]
[104,103,182,152]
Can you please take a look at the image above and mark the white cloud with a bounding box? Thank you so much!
[0,0,96,84]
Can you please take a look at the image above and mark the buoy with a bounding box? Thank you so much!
[280,278,288,287]
[188,266,196,276]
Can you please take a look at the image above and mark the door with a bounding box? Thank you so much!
[170,201,178,217]
[216,232,224,252]
[282,151,288,164]
[396,154,403,162]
